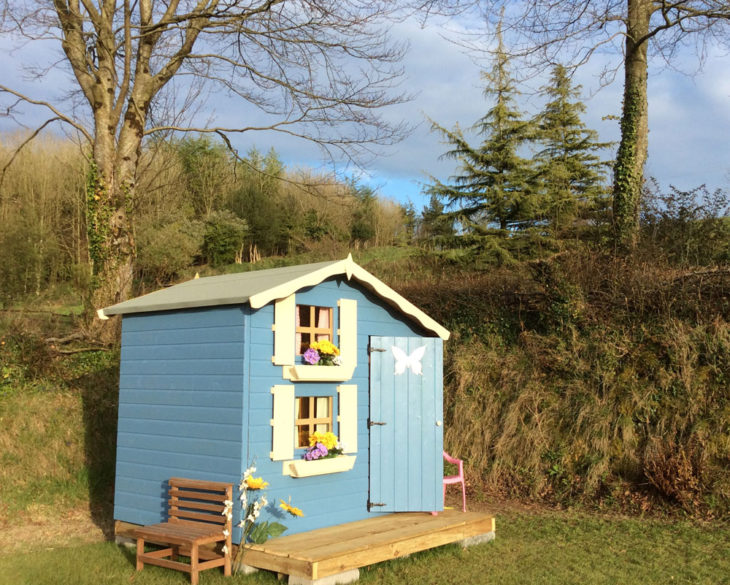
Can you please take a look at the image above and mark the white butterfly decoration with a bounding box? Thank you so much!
[391,345,427,376]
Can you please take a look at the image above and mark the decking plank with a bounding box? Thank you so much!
[302,512,490,561]
[243,510,495,579]
[253,513,437,553]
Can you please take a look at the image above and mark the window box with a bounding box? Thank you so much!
[282,455,357,478]
[282,364,356,382]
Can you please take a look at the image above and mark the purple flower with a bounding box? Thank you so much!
[315,443,328,457]
[302,442,330,461]
[303,348,320,365]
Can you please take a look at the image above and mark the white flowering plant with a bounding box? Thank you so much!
[232,463,302,574]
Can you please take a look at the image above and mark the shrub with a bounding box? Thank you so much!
[136,216,203,285]
[201,210,248,266]
[398,250,730,516]
[641,182,730,266]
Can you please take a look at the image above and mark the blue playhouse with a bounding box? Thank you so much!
[100,255,450,541]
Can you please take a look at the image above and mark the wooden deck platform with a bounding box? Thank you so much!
[242,510,495,582]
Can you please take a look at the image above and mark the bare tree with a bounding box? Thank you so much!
[0,0,431,318]
[475,1,730,250]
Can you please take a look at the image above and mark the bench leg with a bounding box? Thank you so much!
[224,535,232,577]
[190,542,199,585]
[136,538,145,571]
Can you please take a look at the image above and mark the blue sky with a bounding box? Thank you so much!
[357,18,730,210]
[2,14,729,213]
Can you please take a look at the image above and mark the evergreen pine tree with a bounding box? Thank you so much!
[420,194,455,241]
[349,184,377,245]
[427,27,536,232]
[535,65,611,231]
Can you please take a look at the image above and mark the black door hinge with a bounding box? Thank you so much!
[368,345,386,354]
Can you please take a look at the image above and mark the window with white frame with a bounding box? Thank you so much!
[270,384,358,463]
[295,305,333,355]
[295,395,333,448]
[272,295,357,379]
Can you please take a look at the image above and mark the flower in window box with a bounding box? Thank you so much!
[306,340,340,366]
[302,431,343,460]
[302,347,320,365]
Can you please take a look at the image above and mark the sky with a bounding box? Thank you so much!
[1,10,729,212]
[357,17,730,210]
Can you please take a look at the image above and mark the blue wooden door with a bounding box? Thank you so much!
[368,336,444,512]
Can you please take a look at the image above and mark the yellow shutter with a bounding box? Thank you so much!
[337,384,358,454]
[273,294,295,365]
[270,385,295,460]
[337,298,357,368]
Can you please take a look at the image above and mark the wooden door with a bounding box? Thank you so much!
[368,336,443,513]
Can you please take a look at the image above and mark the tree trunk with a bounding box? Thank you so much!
[86,114,140,332]
[86,158,135,327]
[612,0,651,251]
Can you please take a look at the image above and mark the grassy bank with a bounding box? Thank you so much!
[0,509,728,585]
[396,251,730,517]
[1,247,729,525]
[0,310,118,529]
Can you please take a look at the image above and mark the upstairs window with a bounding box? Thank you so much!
[295,396,332,448]
[296,305,333,355]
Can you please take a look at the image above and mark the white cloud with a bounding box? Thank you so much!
[2,12,729,207]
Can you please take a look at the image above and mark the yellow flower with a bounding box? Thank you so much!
[309,431,338,450]
[245,476,269,490]
[279,499,304,517]
[311,340,339,356]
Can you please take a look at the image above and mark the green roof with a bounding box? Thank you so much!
[99,255,450,340]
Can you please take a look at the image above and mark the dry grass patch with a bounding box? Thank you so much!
[0,390,88,523]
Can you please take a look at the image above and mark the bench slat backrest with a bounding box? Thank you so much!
[168,477,232,529]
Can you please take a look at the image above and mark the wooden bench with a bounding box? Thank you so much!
[134,478,233,585]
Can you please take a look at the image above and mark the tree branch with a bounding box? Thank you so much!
[0,84,93,142]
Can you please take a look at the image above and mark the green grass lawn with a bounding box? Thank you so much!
[1,511,728,585]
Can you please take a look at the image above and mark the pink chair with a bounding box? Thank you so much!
[443,451,467,512]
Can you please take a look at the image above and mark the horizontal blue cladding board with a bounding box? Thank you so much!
[122,327,244,346]
[116,461,237,484]
[114,505,166,526]
[114,475,167,493]
[120,419,240,440]
[119,389,242,408]
[117,431,240,456]
[119,374,242,392]
[118,403,241,425]
[117,447,239,472]
[122,306,245,332]
[115,490,166,510]
[122,342,244,361]
[120,359,242,376]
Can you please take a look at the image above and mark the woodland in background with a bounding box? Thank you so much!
[0,132,409,305]
[1,104,729,521]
